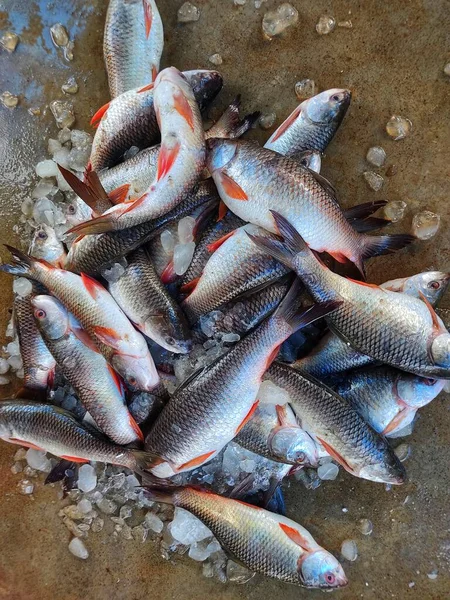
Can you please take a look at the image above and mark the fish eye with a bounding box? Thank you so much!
[34,308,46,319]
[166,336,176,346]
[295,451,306,464]
[428,280,440,290]
[37,230,48,240]
[67,204,76,215]
[424,378,437,386]
[325,572,336,584]
[128,376,137,386]
[331,94,341,102]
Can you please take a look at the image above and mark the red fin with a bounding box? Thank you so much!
[317,438,354,474]
[151,64,158,82]
[382,408,411,435]
[90,101,110,127]
[180,276,200,295]
[129,413,144,442]
[219,172,248,201]
[109,183,130,205]
[275,404,289,427]
[107,364,125,396]
[81,272,105,300]
[346,277,380,289]
[71,326,101,353]
[265,345,281,370]
[143,0,152,38]
[137,82,154,93]
[122,193,148,214]
[9,438,43,451]
[93,325,121,346]
[419,291,444,332]
[329,251,349,265]
[157,141,181,181]
[160,261,176,284]
[235,400,259,435]
[207,229,236,253]
[66,214,116,236]
[178,450,216,471]
[173,90,195,132]
[270,106,302,142]
[60,455,89,464]
[217,200,228,222]
[279,523,313,551]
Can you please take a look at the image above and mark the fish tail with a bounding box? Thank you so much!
[360,233,416,261]
[141,483,185,505]
[65,213,117,236]
[131,449,167,474]
[206,95,261,140]
[1,245,46,279]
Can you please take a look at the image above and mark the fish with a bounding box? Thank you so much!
[297,271,450,378]
[104,0,164,98]
[265,362,406,484]
[181,224,290,324]
[72,68,207,235]
[108,247,192,353]
[249,211,450,379]
[204,95,261,140]
[264,89,351,156]
[335,367,445,437]
[144,281,339,477]
[28,224,66,267]
[207,139,414,276]
[235,402,319,467]
[1,247,159,391]
[145,486,347,589]
[32,295,143,445]
[88,69,221,173]
[0,400,154,471]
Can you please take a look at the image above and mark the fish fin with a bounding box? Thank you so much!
[351,217,391,234]
[9,438,43,450]
[129,413,144,442]
[57,166,101,214]
[206,229,236,253]
[70,325,101,353]
[143,0,153,38]
[106,364,125,395]
[382,408,412,435]
[177,450,216,471]
[279,523,314,551]
[81,272,105,299]
[265,345,282,369]
[90,101,110,126]
[235,400,259,435]
[131,450,166,474]
[45,459,75,484]
[360,233,416,260]
[151,64,158,82]
[1,245,51,278]
[275,404,290,427]
[217,200,228,222]
[316,437,355,474]
[270,105,302,142]
[206,96,260,140]
[108,183,131,205]
[345,277,380,289]
[173,91,195,132]
[93,325,121,347]
[218,172,248,200]
[157,140,181,181]
[60,455,90,464]
[328,250,348,264]
[65,213,118,236]
[160,260,176,284]
[307,169,339,204]
[137,82,155,93]
[180,276,201,294]
[141,486,182,505]
[343,200,387,221]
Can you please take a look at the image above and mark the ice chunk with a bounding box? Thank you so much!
[366,146,386,167]
[26,449,52,472]
[77,464,97,493]
[56,170,73,192]
[126,474,140,488]
[18,479,34,495]
[11,461,22,474]
[32,179,56,198]
[173,242,196,276]
[0,91,19,109]
[101,262,126,283]
[170,507,212,544]
[222,444,242,480]
[0,358,9,375]
[0,376,10,385]
[62,76,78,95]
[189,540,213,562]
[257,380,290,406]
[91,517,104,532]
[71,129,92,149]
[316,15,336,35]
[341,539,358,561]
[35,160,59,178]
[384,200,407,223]
[6,340,20,356]
[145,512,164,533]
[444,63,450,77]
[160,230,175,255]
[53,147,71,168]
[64,40,75,61]
[120,505,133,520]
[386,115,412,140]
[50,100,75,129]
[199,311,223,338]
[412,211,440,240]
[359,518,373,535]
[394,443,410,462]
[32,197,66,227]
[50,23,69,47]
[96,498,118,514]
[317,462,339,481]
[262,3,298,39]
[363,171,384,191]
[77,499,92,514]
[295,79,316,100]
[132,524,148,543]
[427,569,438,580]
[209,53,223,66]
[240,458,256,473]
[178,2,201,22]
[178,216,196,244]
[13,278,33,297]
[234,0,246,4]
[68,147,90,172]
[259,112,276,129]
[338,20,353,28]
[226,560,256,583]
[0,32,20,52]
[58,127,72,144]
[222,332,240,343]
[14,448,27,461]
[8,355,23,371]
[68,537,89,559]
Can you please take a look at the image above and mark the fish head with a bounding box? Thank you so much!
[299,550,348,589]
[407,271,450,304]
[184,69,223,112]
[31,295,70,340]
[206,138,238,173]
[396,374,445,409]
[431,333,450,368]
[304,88,351,125]
[143,314,193,354]
[65,196,92,226]
[270,426,319,467]
[359,442,406,484]
[296,150,322,173]
[29,224,66,267]
[112,353,160,392]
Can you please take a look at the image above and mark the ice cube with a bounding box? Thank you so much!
[189,540,213,562]
[50,100,75,129]
[221,445,241,480]
[208,53,223,66]
[63,40,74,61]
[222,332,240,343]
[96,498,117,515]
[363,171,384,191]
[160,230,175,255]
[11,461,22,474]
[0,32,20,53]
[68,537,89,559]
[32,179,56,198]
[77,464,97,493]
[178,2,201,22]
[77,499,92,514]
[8,355,23,371]
[173,242,196,276]
[18,479,34,495]
[386,115,412,140]
[126,474,140,488]
[0,376,10,385]
[70,130,92,150]
[26,449,52,472]
[178,216,196,244]
[316,15,336,35]
[13,278,33,297]
[338,20,353,28]
[50,23,69,47]
[317,462,339,481]
[259,112,276,129]
[444,63,450,77]
[6,340,20,356]
[226,560,256,583]
[169,507,212,544]
[56,170,73,192]
[53,147,71,168]
[101,262,126,283]
[262,3,299,39]
[14,448,27,461]
[68,147,90,172]
[295,79,316,100]
[0,91,19,109]
[427,570,438,580]
[359,518,373,535]
[58,127,72,144]
[394,443,410,462]
[145,512,164,533]
[199,311,223,338]
[412,211,440,240]
[62,76,78,95]
[257,380,290,405]
[91,517,104,532]
[21,198,34,217]
[341,539,358,561]
[240,458,256,473]
[234,0,246,4]
[384,200,407,222]
[35,160,59,178]
[366,146,386,167]
[132,525,148,543]
[0,358,9,375]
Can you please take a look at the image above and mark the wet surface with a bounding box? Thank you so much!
[0,0,450,598]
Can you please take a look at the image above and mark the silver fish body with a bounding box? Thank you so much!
[28,224,66,267]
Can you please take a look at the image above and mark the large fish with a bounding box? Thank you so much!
[335,367,445,437]
[265,362,405,484]
[1,247,159,391]
[88,69,222,172]
[145,486,347,589]
[207,139,414,276]
[250,212,450,379]
[144,282,339,477]
[0,400,153,470]
[104,0,164,98]
[32,295,143,445]
[108,247,192,353]
[264,89,351,156]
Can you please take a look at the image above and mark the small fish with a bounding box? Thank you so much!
[204,96,261,140]
[265,362,406,484]
[1,247,159,391]
[145,282,339,477]
[28,224,66,267]
[145,486,347,589]
[108,247,192,353]
[264,89,351,156]
[207,139,414,276]
[235,402,319,467]
[335,367,445,437]
[104,0,164,98]
[32,295,143,445]
[0,400,154,471]
[250,212,450,379]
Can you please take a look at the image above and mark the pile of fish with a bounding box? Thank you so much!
[1,0,450,590]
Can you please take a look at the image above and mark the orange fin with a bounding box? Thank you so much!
[90,101,110,127]
[173,90,195,132]
[265,345,281,370]
[219,172,248,201]
[180,276,200,295]
[419,291,444,332]
[382,408,412,435]
[65,214,116,236]
[235,400,259,435]
[70,325,101,354]
[328,251,349,265]
[160,260,176,284]
[275,404,289,427]
[317,437,354,474]
[157,141,181,181]
[9,438,43,451]
[346,277,380,289]
[93,325,121,347]
[107,364,125,396]
[178,450,216,471]
[151,64,158,82]
[279,523,313,551]
[81,272,105,300]
[109,183,130,205]
[143,0,152,38]
[207,229,236,253]
[129,413,144,442]
[217,200,228,222]
[270,106,302,142]
[137,82,154,93]
[60,455,89,464]
[121,193,149,214]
